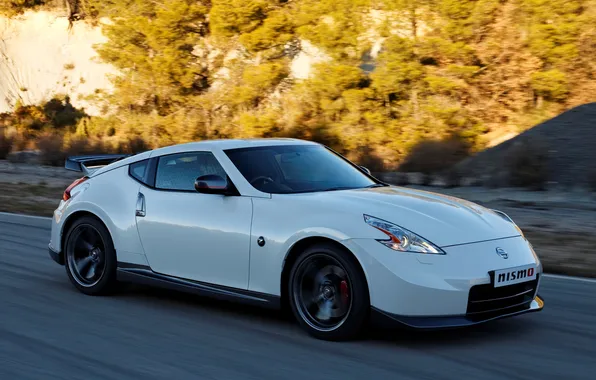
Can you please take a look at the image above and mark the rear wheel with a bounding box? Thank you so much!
[288,243,370,341]
[64,216,118,295]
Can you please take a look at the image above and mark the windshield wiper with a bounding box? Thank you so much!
[320,186,358,192]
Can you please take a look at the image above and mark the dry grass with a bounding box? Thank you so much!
[0,182,63,216]
[525,229,596,278]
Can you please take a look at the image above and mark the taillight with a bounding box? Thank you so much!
[63,177,88,201]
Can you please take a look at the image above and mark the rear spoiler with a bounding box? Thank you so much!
[65,154,132,175]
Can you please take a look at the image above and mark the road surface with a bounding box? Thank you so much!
[1,212,594,380]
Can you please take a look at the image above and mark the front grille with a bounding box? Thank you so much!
[466,275,539,320]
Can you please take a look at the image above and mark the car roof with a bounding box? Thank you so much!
[89,138,319,177]
[151,138,318,154]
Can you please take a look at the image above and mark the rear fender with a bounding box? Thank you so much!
[59,167,146,263]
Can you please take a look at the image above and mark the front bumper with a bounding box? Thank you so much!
[344,235,544,319]
[49,244,64,265]
[371,295,544,329]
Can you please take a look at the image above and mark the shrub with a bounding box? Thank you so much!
[355,145,385,172]
[0,130,13,159]
[505,138,549,190]
[65,135,110,156]
[116,136,149,154]
[399,137,471,175]
[444,167,463,188]
[530,70,569,102]
[36,132,117,166]
[393,172,410,186]
[36,133,65,166]
[422,173,434,186]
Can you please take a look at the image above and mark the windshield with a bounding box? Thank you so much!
[224,144,382,194]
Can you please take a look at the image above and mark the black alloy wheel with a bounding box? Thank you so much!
[64,216,118,295]
[289,243,369,341]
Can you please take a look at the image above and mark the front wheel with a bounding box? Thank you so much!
[288,243,370,341]
[64,216,118,296]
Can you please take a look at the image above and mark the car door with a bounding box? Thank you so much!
[135,150,253,290]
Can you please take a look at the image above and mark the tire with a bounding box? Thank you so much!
[288,242,370,341]
[63,216,118,296]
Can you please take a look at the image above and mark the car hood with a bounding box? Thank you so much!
[304,186,522,247]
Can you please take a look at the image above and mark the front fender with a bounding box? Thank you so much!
[280,227,352,265]
[248,224,358,296]
[248,196,374,294]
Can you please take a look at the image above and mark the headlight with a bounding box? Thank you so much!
[491,209,524,237]
[363,215,445,254]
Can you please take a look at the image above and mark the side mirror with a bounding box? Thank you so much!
[194,174,231,195]
[360,166,371,175]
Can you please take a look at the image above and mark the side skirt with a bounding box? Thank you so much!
[116,263,281,310]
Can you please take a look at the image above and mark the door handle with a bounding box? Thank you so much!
[136,192,146,217]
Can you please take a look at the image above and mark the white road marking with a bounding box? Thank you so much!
[0,212,52,221]
[542,273,596,284]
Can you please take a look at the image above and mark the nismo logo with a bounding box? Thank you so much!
[497,267,535,283]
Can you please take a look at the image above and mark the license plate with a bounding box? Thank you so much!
[493,264,537,288]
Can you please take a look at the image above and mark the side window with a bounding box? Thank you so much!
[129,159,151,185]
[155,152,227,191]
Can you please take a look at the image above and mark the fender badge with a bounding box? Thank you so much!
[257,236,266,247]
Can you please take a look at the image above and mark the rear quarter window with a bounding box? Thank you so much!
[128,159,154,186]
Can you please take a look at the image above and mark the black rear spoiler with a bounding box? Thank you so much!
[65,154,132,175]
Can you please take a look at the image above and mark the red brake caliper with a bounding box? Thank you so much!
[340,280,349,303]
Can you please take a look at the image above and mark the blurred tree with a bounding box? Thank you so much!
[2,0,594,170]
[210,0,273,37]
[0,0,45,16]
[294,0,371,60]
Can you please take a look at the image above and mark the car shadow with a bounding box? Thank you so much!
[365,317,541,348]
[116,282,541,346]
[117,283,291,323]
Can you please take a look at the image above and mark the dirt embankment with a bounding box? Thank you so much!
[455,103,596,189]
[1,160,595,277]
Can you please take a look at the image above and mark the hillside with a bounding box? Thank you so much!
[456,103,596,188]
[1,0,595,170]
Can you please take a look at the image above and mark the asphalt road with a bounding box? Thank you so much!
[1,213,595,380]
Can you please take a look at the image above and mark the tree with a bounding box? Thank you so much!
[0,0,45,16]
[294,0,371,60]
[7,0,592,170]
[210,0,273,37]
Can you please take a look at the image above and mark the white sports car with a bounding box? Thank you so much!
[48,138,544,340]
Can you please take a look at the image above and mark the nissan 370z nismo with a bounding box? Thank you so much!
[48,138,544,340]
